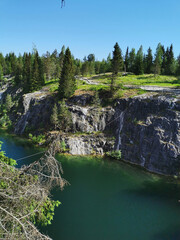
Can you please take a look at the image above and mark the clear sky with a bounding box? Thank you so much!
[0,0,180,60]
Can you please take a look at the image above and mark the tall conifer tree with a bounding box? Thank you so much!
[129,48,136,73]
[145,47,153,74]
[154,43,163,75]
[134,45,144,75]
[112,42,123,75]
[59,48,76,99]
[124,47,129,72]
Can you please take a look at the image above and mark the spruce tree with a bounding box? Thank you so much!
[43,51,51,81]
[154,43,163,75]
[38,56,45,87]
[161,46,166,74]
[59,48,76,99]
[129,48,136,73]
[5,94,13,112]
[145,47,153,74]
[59,45,65,74]
[134,45,144,75]
[165,44,175,75]
[105,53,112,72]
[0,64,3,81]
[31,52,39,91]
[176,55,180,76]
[111,42,124,75]
[50,104,59,129]
[23,53,32,92]
[14,63,22,85]
[124,47,129,72]
[58,99,72,132]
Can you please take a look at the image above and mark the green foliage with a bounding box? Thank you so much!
[92,91,101,106]
[112,42,124,75]
[0,141,16,166]
[28,133,46,145]
[30,198,61,226]
[129,48,136,73]
[59,48,76,99]
[0,64,3,81]
[144,47,153,74]
[0,113,12,128]
[106,150,122,160]
[124,47,129,72]
[0,144,63,239]
[50,103,59,129]
[134,45,144,75]
[59,140,66,152]
[58,99,72,132]
[154,43,163,75]
[5,94,13,112]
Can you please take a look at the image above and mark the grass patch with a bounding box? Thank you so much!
[82,74,180,87]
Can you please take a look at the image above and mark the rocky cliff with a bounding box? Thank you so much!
[114,94,180,175]
[2,87,180,175]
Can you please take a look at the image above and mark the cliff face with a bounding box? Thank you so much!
[114,95,180,175]
[4,87,180,175]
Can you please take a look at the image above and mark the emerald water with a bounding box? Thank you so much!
[1,131,180,240]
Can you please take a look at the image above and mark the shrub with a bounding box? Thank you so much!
[28,133,46,145]
[106,150,121,160]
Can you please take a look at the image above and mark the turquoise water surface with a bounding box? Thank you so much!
[1,132,180,240]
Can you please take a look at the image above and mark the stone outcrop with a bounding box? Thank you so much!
[114,95,180,175]
[3,85,180,175]
[48,133,114,155]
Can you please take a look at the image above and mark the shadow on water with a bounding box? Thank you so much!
[153,226,180,240]
[125,177,180,203]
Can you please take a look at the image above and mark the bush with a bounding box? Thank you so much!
[106,150,121,160]
[0,114,12,128]
[60,141,66,153]
[28,133,46,145]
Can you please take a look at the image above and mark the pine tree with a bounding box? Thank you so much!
[59,48,76,99]
[111,42,124,75]
[124,47,129,72]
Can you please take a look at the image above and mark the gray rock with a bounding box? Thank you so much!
[114,96,180,175]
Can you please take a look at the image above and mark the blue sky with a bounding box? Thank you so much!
[0,0,180,60]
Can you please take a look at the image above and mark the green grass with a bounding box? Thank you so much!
[87,74,180,87]
[45,78,59,92]
[119,74,180,87]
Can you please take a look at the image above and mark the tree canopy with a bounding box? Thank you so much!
[0,141,68,239]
